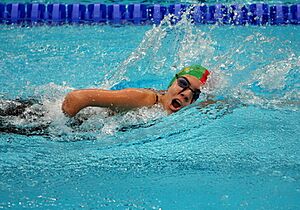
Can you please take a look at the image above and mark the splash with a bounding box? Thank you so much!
[229,49,300,110]
[0,86,166,139]
[98,6,297,112]
[1,11,299,138]
[101,6,216,89]
[0,82,76,137]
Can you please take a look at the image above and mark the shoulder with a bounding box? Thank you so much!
[138,88,166,95]
[120,88,158,104]
[120,88,157,97]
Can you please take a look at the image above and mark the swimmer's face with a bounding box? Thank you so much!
[165,75,203,114]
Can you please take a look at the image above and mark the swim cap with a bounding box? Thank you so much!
[168,65,210,88]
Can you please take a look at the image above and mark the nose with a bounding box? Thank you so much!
[179,89,193,102]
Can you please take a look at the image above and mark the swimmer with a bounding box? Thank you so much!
[62,65,210,117]
[0,65,211,135]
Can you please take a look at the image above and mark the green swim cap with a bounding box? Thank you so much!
[168,65,210,88]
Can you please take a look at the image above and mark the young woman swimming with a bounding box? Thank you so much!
[0,65,210,135]
[62,65,210,117]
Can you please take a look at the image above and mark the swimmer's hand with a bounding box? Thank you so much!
[62,91,82,117]
[62,88,157,117]
[199,99,218,108]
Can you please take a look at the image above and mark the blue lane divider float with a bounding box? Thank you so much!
[229,5,248,25]
[248,3,269,25]
[169,4,187,24]
[46,4,66,24]
[27,3,45,23]
[0,3,299,25]
[291,4,300,24]
[87,4,106,23]
[107,4,126,24]
[148,4,167,25]
[0,3,5,23]
[67,4,86,23]
[6,3,25,24]
[127,4,147,24]
[270,5,289,25]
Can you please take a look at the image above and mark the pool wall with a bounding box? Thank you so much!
[0,3,300,25]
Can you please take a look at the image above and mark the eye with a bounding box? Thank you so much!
[178,78,188,88]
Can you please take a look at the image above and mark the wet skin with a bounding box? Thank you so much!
[62,75,203,117]
[160,75,203,114]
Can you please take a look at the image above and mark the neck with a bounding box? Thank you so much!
[159,93,172,114]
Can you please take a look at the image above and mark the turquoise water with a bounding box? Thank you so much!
[0,15,300,209]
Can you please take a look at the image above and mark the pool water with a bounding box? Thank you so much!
[0,13,300,209]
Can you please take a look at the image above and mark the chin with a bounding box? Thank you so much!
[167,105,181,114]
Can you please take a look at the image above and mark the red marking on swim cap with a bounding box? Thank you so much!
[199,69,210,84]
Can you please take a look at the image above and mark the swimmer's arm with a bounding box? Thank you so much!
[198,95,246,108]
[62,88,156,117]
[198,94,227,108]
[199,99,218,107]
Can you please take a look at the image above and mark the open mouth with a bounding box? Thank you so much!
[171,99,182,110]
